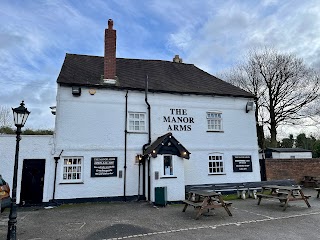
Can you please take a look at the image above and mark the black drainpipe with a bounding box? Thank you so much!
[124,91,128,201]
[141,75,151,201]
[52,150,63,203]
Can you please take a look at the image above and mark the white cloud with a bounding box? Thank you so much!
[0,0,319,133]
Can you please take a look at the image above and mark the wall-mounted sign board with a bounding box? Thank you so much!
[91,157,117,177]
[233,155,252,172]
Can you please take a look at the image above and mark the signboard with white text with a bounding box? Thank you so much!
[233,155,252,172]
[91,157,117,177]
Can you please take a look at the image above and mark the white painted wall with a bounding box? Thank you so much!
[0,85,260,203]
[53,87,146,200]
[274,152,312,159]
[150,155,185,202]
[52,85,260,202]
[0,135,54,204]
[260,151,313,159]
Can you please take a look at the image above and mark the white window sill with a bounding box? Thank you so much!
[160,176,177,179]
[127,131,148,134]
[60,181,84,184]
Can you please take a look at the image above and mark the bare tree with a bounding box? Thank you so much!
[223,48,320,147]
[0,105,13,127]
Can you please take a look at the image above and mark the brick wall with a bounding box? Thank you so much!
[265,158,320,184]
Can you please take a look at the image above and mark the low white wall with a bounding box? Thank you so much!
[0,135,54,203]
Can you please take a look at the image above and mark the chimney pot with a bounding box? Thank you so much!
[173,55,183,63]
[108,19,113,30]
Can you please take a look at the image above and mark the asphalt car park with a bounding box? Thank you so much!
[0,188,319,240]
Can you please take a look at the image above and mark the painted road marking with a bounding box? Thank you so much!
[103,211,320,240]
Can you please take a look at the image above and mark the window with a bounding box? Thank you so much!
[163,155,174,176]
[62,157,83,183]
[207,112,223,131]
[208,153,224,174]
[128,112,146,132]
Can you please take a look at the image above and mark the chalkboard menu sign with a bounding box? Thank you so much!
[91,157,117,177]
[233,155,252,172]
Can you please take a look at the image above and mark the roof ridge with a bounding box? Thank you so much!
[65,53,194,65]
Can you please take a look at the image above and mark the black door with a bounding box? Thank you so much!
[20,159,45,205]
[259,158,267,181]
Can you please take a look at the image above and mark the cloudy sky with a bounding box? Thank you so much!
[1,0,319,137]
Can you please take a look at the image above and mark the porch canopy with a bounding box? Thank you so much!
[143,132,190,159]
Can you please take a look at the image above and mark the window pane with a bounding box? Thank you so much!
[208,154,224,174]
[128,113,146,132]
[62,157,83,181]
[207,112,222,131]
[164,156,173,175]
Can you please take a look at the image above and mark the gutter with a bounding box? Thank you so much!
[124,91,128,201]
[52,150,63,203]
[141,75,151,201]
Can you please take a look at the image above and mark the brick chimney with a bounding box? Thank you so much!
[104,19,116,82]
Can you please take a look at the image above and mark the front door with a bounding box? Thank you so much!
[20,159,45,205]
[259,158,266,181]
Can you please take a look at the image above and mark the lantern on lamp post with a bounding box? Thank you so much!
[7,101,30,240]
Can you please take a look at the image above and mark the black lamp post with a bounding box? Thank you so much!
[7,101,30,240]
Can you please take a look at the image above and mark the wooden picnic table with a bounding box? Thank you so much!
[257,185,311,211]
[182,190,232,220]
[315,187,320,198]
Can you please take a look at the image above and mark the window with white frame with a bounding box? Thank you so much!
[207,112,223,131]
[163,155,174,176]
[62,157,83,182]
[208,153,224,174]
[128,112,146,132]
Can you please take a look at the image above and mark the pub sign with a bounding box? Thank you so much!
[232,155,252,172]
[91,157,117,177]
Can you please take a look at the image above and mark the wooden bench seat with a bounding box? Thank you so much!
[315,188,320,198]
[182,200,203,208]
[256,193,287,201]
[183,199,232,208]
[276,191,311,199]
[222,201,232,206]
[301,176,320,187]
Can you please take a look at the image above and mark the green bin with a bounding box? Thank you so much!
[154,186,167,206]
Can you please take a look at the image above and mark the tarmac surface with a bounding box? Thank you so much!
[0,188,320,240]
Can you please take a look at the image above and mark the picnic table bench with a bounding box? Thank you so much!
[187,183,248,199]
[301,176,320,187]
[185,179,298,200]
[182,190,232,220]
[257,185,311,211]
[315,188,320,198]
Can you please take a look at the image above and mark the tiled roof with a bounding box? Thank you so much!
[266,148,312,152]
[57,53,254,98]
[143,132,190,159]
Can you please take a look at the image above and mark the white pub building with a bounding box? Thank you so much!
[1,20,260,205]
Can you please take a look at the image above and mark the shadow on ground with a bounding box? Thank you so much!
[85,223,152,240]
